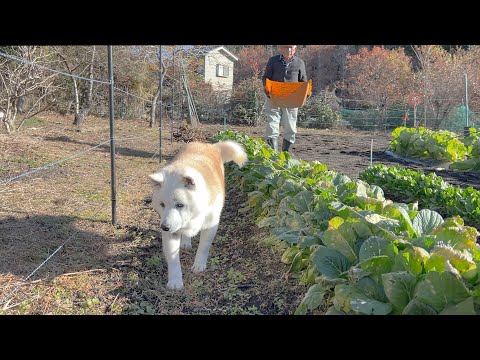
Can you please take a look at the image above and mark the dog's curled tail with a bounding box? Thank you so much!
[214,141,247,167]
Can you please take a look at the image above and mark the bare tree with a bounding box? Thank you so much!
[53,46,99,130]
[450,46,480,114]
[75,45,96,128]
[150,45,172,128]
[233,45,269,83]
[149,45,210,126]
[342,46,413,126]
[0,46,58,133]
[150,50,168,127]
[412,45,470,129]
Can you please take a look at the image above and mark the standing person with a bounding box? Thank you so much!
[262,45,307,153]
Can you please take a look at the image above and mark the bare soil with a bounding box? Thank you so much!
[0,114,478,315]
[292,128,480,191]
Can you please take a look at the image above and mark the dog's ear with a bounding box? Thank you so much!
[183,176,195,188]
[149,172,164,188]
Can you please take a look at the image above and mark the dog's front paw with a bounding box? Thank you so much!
[191,262,206,273]
[166,279,184,290]
[180,242,192,250]
[180,236,192,249]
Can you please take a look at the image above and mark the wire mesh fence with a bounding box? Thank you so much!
[338,99,480,133]
[0,46,164,307]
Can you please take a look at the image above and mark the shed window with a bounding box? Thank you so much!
[216,64,229,77]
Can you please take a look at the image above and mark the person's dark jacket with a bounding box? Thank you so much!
[262,54,307,88]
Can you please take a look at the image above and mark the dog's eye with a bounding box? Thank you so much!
[160,202,165,208]
[176,203,184,208]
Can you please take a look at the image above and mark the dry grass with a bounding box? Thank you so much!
[0,113,308,315]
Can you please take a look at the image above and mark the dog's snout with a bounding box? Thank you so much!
[161,224,170,232]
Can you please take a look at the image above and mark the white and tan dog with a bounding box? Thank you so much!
[149,141,247,289]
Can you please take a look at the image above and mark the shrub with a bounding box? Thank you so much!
[227,78,264,126]
[298,91,342,129]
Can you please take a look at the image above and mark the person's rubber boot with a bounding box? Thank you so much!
[266,137,278,152]
[282,139,293,152]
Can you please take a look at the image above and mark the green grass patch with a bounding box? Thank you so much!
[23,117,44,127]
[6,156,41,167]
[227,305,262,315]
[227,267,245,284]
[124,301,156,315]
[77,208,110,222]
[75,189,110,203]
[144,255,162,268]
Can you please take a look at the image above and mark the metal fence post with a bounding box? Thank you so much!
[107,45,117,225]
[159,45,163,162]
[464,73,470,138]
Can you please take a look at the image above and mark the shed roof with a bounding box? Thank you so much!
[204,46,238,62]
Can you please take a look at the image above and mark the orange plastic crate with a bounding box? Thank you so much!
[265,79,312,108]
